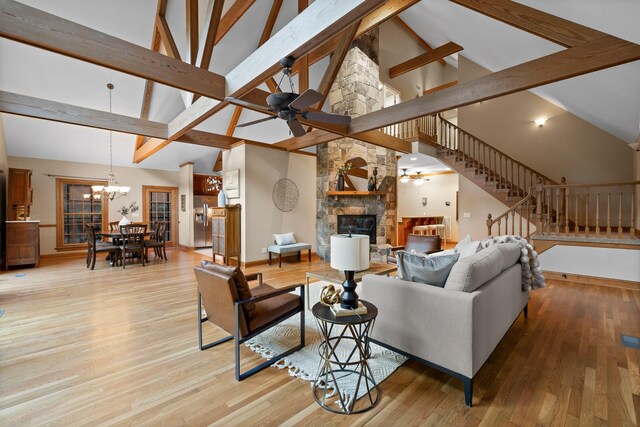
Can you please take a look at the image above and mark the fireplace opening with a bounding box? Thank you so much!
[337,215,376,244]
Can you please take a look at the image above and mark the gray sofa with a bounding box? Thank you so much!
[360,242,529,407]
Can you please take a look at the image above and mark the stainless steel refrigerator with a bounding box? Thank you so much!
[193,195,216,248]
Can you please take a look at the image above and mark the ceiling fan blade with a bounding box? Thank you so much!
[224,97,273,115]
[288,89,324,111]
[303,111,352,125]
[236,116,278,128]
[287,119,306,137]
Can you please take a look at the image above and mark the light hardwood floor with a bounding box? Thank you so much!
[1,250,638,426]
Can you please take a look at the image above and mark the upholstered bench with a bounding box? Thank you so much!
[268,243,312,268]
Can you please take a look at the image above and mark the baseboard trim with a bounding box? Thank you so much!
[241,252,318,269]
[179,245,195,252]
[41,251,85,260]
[544,270,640,291]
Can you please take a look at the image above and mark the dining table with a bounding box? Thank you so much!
[97,228,152,265]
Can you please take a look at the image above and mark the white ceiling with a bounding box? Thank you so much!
[1,0,638,174]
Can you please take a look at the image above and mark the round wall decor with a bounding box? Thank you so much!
[272,178,299,212]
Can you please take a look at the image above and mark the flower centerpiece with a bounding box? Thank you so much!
[117,201,139,226]
[336,162,352,191]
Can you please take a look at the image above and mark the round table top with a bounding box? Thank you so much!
[312,300,377,325]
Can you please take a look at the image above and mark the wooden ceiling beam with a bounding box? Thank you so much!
[423,80,458,95]
[355,0,419,39]
[0,0,225,100]
[349,35,640,135]
[392,16,445,66]
[0,90,168,138]
[198,0,225,71]
[168,0,385,142]
[280,128,411,153]
[186,0,199,65]
[132,131,235,163]
[297,0,309,94]
[389,41,463,78]
[226,106,242,136]
[450,0,606,48]
[215,0,256,44]
[156,15,182,60]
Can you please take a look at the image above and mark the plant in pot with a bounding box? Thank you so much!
[117,201,139,226]
[336,162,352,191]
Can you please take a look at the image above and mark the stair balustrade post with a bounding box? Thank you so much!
[535,178,544,234]
[486,213,493,236]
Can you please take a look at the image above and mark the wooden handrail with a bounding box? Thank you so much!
[436,113,558,186]
[543,180,639,189]
[487,186,534,227]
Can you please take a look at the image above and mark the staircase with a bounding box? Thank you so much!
[381,113,639,244]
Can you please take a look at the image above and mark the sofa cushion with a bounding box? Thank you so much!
[200,260,256,318]
[444,243,521,292]
[274,232,296,245]
[396,250,460,287]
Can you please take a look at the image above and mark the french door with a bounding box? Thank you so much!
[142,186,178,247]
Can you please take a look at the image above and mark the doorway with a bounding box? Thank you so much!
[142,186,178,247]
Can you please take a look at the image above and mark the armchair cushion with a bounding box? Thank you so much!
[201,261,256,318]
[249,289,302,333]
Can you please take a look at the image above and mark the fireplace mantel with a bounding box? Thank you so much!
[327,190,385,201]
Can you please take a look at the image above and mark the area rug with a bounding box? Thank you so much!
[194,248,212,258]
[245,282,407,409]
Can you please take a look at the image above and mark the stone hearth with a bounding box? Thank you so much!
[316,41,396,262]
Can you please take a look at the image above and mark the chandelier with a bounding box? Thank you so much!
[84,83,131,201]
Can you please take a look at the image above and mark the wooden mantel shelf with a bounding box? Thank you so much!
[327,190,385,200]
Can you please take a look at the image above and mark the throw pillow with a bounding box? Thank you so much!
[455,235,482,259]
[396,250,460,287]
[200,261,256,318]
[274,232,296,245]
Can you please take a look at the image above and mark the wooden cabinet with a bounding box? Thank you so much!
[210,205,241,266]
[8,168,32,220]
[6,221,40,268]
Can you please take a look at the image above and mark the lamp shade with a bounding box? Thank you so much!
[330,234,370,272]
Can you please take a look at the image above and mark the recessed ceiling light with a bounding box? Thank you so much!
[410,157,417,161]
[534,118,547,127]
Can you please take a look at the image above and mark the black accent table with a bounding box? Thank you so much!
[311,300,379,414]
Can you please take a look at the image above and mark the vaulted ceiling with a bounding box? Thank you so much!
[0,0,638,174]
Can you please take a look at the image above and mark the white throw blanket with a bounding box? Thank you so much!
[482,235,546,291]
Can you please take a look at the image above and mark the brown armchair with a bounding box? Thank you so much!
[194,261,305,380]
[387,234,442,264]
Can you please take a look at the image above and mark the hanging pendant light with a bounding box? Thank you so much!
[85,83,131,201]
[399,168,410,184]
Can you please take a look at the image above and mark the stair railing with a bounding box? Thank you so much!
[486,184,536,238]
[536,179,638,239]
[436,114,557,197]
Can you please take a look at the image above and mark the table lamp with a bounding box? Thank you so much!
[330,234,370,309]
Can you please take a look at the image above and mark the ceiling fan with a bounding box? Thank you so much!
[224,56,351,137]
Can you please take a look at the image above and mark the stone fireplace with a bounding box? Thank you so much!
[316,33,397,262]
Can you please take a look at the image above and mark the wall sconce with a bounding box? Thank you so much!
[534,118,547,127]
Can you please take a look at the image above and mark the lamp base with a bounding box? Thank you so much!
[340,271,359,309]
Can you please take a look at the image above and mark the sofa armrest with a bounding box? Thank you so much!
[361,274,475,378]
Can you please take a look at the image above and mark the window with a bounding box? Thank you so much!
[142,186,178,246]
[56,179,108,250]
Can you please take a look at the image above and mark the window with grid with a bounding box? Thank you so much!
[148,191,172,241]
[56,179,107,249]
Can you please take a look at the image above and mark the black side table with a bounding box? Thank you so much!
[311,300,379,414]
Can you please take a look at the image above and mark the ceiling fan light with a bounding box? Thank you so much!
[400,175,410,184]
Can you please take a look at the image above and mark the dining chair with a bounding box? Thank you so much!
[118,224,147,268]
[109,221,120,231]
[85,224,121,270]
[144,221,168,261]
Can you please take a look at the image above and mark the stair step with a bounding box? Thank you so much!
[495,188,511,193]
[463,166,477,172]
[483,180,498,187]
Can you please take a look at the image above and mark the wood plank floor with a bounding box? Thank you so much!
[0,250,638,426]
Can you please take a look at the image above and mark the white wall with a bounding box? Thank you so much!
[635,148,640,234]
[379,20,448,102]
[178,163,194,248]
[397,172,460,242]
[8,156,178,255]
[223,143,316,263]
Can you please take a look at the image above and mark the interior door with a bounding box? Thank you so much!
[142,185,178,247]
